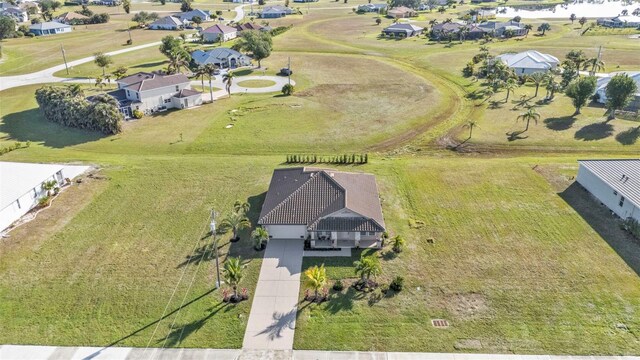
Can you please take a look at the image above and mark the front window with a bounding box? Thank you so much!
[175,85,180,91]
[619,196,625,207]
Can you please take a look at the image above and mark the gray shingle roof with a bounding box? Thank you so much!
[259,167,385,231]
[578,159,640,208]
[150,15,183,27]
[191,48,244,65]
[29,21,71,31]
[117,72,190,92]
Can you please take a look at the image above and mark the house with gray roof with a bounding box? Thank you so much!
[148,16,184,30]
[29,21,72,36]
[259,5,294,18]
[258,167,386,249]
[0,2,28,22]
[477,20,526,37]
[595,72,640,110]
[381,23,423,38]
[192,48,251,69]
[496,50,559,76]
[357,3,387,13]
[577,159,640,222]
[177,9,211,22]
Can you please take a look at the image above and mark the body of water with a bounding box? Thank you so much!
[496,1,640,19]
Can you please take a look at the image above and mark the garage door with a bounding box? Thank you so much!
[266,225,307,239]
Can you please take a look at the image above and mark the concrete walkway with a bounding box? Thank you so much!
[242,239,304,350]
[193,75,295,101]
[1,346,638,360]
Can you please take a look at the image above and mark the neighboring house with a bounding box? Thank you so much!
[477,20,527,37]
[576,159,640,222]
[471,0,495,3]
[357,3,387,13]
[191,48,251,69]
[293,0,317,2]
[595,72,640,110]
[495,50,560,76]
[0,2,28,22]
[178,9,211,22]
[148,16,184,30]
[258,167,386,249]
[259,5,294,18]
[474,8,496,21]
[29,21,72,35]
[54,11,89,24]
[0,162,90,232]
[387,6,416,19]
[235,22,264,31]
[201,23,237,42]
[597,15,640,28]
[430,22,469,40]
[382,23,424,38]
[92,72,202,118]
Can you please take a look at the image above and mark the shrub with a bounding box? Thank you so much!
[270,25,292,37]
[38,196,51,208]
[333,279,344,291]
[281,84,294,96]
[389,276,404,292]
[26,32,35,37]
[392,235,405,253]
[132,109,143,119]
[622,218,640,239]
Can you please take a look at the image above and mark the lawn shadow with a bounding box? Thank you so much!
[574,121,614,141]
[615,126,640,145]
[324,287,356,314]
[226,192,267,262]
[157,302,228,347]
[132,61,166,69]
[0,108,105,148]
[544,115,576,131]
[506,130,528,141]
[559,182,640,277]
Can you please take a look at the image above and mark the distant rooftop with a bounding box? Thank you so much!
[578,159,640,208]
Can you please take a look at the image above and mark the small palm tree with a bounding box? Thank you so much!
[233,199,250,215]
[523,24,532,37]
[67,84,84,97]
[221,211,251,240]
[223,257,244,300]
[504,78,518,102]
[391,235,405,253]
[94,76,106,92]
[516,107,540,133]
[526,72,546,97]
[584,57,605,76]
[354,254,381,286]
[41,180,58,196]
[166,48,190,74]
[193,65,207,92]
[223,72,235,98]
[464,120,478,140]
[304,265,327,301]
[251,227,269,250]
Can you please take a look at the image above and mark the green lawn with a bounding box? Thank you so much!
[236,79,276,88]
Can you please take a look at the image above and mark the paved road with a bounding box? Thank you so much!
[194,75,295,101]
[242,240,303,350]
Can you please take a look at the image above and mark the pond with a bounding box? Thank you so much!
[496,0,640,19]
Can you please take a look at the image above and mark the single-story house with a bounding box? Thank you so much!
[382,23,424,38]
[0,162,90,232]
[471,0,495,3]
[576,159,640,222]
[357,3,387,12]
[597,15,640,28]
[477,20,527,37]
[474,8,496,21]
[201,23,237,42]
[177,9,211,22]
[0,2,28,22]
[148,16,184,30]
[387,6,416,19]
[495,50,559,75]
[258,167,386,249]
[235,22,265,32]
[54,11,89,25]
[430,22,486,40]
[293,0,317,3]
[191,48,251,69]
[595,72,640,110]
[92,72,202,118]
[259,5,294,18]
[29,21,72,36]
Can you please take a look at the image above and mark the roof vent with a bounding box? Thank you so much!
[329,172,335,177]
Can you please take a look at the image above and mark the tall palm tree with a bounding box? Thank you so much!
[523,24,532,37]
[203,63,218,103]
[251,227,269,250]
[566,50,587,77]
[584,57,605,76]
[464,120,478,139]
[221,211,251,240]
[166,48,190,74]
[193,65,207,92]
[516,107,540,133]
[304,265,327,300]
[504,78,518,102]
[223,257,244,300]
[526,72,546,97]
[543,70,560,99]
[223,72,235,98]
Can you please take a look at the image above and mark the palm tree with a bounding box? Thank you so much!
[504,78,518,102]
[251,227,269,250]
[193,65,207,92]
[391,235,405,253]
[523,24,532,37]
[458,26,469,42]
[584,57,605,76]
[526,72,546,97]
[304,265,327,301]
[203,63,218,103]
[41,180,58,196]
[221,211,251,240]
[543,70,560,99]
[353,254,381,286]
[233,199,250,215]
[516,107,540,133]
[223,71,235,98]
[166,48,190,74]
[566,50,587,77]
[223,257,244,300]
[94,75,106,92]
[464,120,477,139]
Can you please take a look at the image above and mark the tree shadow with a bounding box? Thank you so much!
[324,287,356,314]
[488,100,504,109]
[544,115,576,131]
[256,309,297,340]
[559,183,640,277]
[381,250,397,261]
[157,302,228,347]
[225,192,267,262]
[132,61,167,69]
[574,121,614,141]
[615,126,640,145]
[0,108,105,148]
[506,130,528,141]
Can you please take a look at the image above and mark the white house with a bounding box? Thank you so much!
[0,162,90,232]
[191,48,251,69]
[576,159,640,222]
[177,9,210,22]
[94,72,202,118]
[597,15,640,28]
[29,21,72,36]
[149,16,184,30]
[201,24,237,42]
[496,50,560,76]
[0,2,28,22]
[595,72,640,110]
[258,167,386,249]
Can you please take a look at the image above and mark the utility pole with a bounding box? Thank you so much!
[61,44,69,75]
[288,56,291,86]
[209,210,221,289]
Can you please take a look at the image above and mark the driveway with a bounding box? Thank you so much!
[242,239,304,350]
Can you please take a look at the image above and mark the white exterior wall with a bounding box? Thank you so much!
[127,83,190,112]
[577,166,640,221]
[171,94,202,109]
[264,225,307,239]
[1,172,61,231]
[203,31,237,43]
[149,24,179,30]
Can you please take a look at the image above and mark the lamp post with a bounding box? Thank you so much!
[210,210,221,289]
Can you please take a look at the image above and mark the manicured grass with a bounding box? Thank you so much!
[236,80,276,88]
[294,156,640,354]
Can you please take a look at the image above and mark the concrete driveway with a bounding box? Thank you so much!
[242,239,304,350]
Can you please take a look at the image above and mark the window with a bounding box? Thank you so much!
[136,92,140,100]
[126,90,130,97]
[613,190,618,195]
[163,98,171,104]
[368,232,375,236]
[32,188,38,199]
[175,85,180,91]
[16,199,21,209]
[360,231,366,236]
[619,196,625,207]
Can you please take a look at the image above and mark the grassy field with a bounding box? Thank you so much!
[236,79,276,88]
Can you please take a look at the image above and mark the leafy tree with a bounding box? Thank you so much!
[523,24,532,37]
[180,0,192,12]
[235,30,272,68]
[605,73,638,120]
[304,265,327,300]
[537,22,551,36]
[122,0,130,14]
[375,18,381,25]
[569,13,576,24]
[251,227,269,250]
[565,76,596,114]
[512,15,521,23]
[192,15,202,26]
[281,83,294,96]
[389,0,420,9]
[526,72,546,97]
[132,11,159,27]
[223,71,235,97]
[221,211,250,240]
[579,16,587,27]
[159,35,182,56]
[516,106,540,133]
[0,15,16,39]
[223,257,244,300]
[93,52,113,76]
[112,66,128,79]
[160,0,166,4]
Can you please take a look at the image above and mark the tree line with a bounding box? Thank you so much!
[285,154,369,164]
